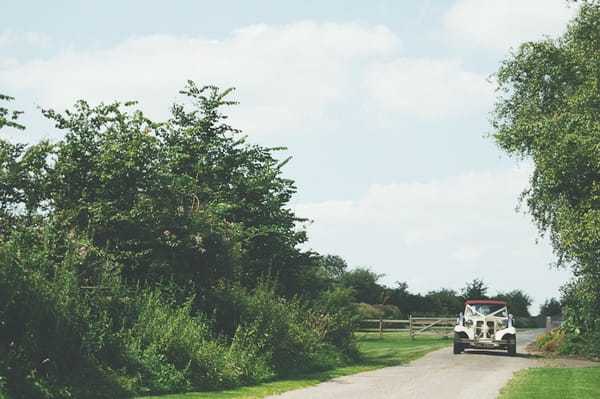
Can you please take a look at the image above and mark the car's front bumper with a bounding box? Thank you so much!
[458,339,510,349]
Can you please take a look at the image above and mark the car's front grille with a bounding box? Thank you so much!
[476,320,496,338]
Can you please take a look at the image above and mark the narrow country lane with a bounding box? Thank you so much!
[264,329,544,399]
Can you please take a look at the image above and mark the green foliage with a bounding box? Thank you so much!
[426,289,462,316]
[494,290,533,318]
[0,78,546,399]
[228,283,359,377]
[0,94,25,131]
[0,139,53,238]
[32,82,308,296]
[0,227,129,399]
[535,329,566,352]
[120,289,216,393]
[0,226,356,397]
[356,303,403,320]
[355,303,384,320]
[135,333,452,399]
[385,281,433,317]
[491,3,600,331]
[539,297,562,317]
[556,331,600,358]
[460,278,488,300]
[309,287,360,358]
[0,84,360,398]
[551,279,600,357]
[338,268,384,304]
[314,254,348,281]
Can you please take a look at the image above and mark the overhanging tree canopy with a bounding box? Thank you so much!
[491,1,600,327]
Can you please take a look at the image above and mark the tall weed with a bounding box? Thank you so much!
[1,229,362,398]
[225,282,359,376]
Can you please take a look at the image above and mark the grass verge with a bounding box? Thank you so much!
[497,367,600,399]
[134,333,452,399]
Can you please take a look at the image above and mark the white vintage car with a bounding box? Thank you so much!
[453,300,516,355]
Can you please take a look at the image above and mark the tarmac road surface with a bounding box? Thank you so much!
[264,329,545,399]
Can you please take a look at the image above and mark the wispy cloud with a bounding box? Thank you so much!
[0,31,53,47]
[363,57,494,118]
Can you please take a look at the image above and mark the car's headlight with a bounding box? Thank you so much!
[498,319,507,329]
[465,319,473,327]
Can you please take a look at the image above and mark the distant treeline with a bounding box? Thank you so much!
[331,266,559,324]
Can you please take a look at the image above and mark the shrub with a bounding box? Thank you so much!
[310,287,360,359]
[536,329,566,352]
[216,282,359,377]
[119,288,236,393]
[0,227,362,397]
[536,323,600,359]
[374,304,403,320]
[0,228,130,399]
[235,282,322,375]
[356,303,383,320]
[556,329,600,358]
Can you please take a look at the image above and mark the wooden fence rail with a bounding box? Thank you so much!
[359,316,457,339]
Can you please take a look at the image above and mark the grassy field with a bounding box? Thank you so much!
[498,367,600,399]
[135,332,452,399]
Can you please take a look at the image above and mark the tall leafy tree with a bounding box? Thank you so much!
[1,95,53,238]
[491,1,600,330]
[460,278,488,300]
[338,267,384,304]
[426,288,462,316]
[158,82,310,294]
[34,82,311,297]
[494,290,532,318]
[539,298,562,317]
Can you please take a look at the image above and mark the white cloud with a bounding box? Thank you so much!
[0,22,402,138]
[441,0,578,51]
[295,164,571,309]
[0,18,499,144]
[363,58,494,118]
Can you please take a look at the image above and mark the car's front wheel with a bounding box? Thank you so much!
[506,335,516,356]
[453,332,464,354]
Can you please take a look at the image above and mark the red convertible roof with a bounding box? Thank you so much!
[465,300,508,306]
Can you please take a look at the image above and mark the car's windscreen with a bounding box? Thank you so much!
[468,304,507,316]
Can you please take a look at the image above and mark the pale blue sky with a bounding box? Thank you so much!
[1,0,578,312]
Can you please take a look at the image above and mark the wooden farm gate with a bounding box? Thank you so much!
[408,316,455,339]
[359,316,456,339]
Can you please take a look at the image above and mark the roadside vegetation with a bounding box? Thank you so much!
[491,0,600,359]
[535,328,600,359]
[0,83,543,399]
[3,2,600,397]
[0,85,362,399]
[133,333,452,399]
